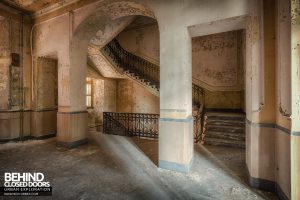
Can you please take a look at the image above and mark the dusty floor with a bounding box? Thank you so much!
[0,131,277,200]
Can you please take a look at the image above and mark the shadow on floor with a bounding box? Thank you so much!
[128,135,278,200]
[194,144,278,200]
[130,137,159,166]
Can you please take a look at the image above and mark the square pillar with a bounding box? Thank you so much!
[56,54,87,148]
[158,25,193,173]
[57,111,88,148]
[291,1,300,199]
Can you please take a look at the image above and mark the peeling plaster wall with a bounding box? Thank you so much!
[192,31,244,90]
[33,13,71,110]
[117,22,245,109]
[31,57,58,137]
[205,90,244,109]
[116,79,159,114]
[92,78,117,124]
[117,18,159,65]
[0,16,22,110]
[35,57,58,110]
[28,1,293,196]
[0,17,10,109]
[87,67,117,125]
[192,30,244,109]
[0,10,32,140]
[86,76,153,125]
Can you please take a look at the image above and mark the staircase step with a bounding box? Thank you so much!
[206,112,245,121]
[206,115,245,122]
[206,112,245,117]
[204,137,245,148]
[206,120,245,127]
[202,111,246,148]
[205,125,245,133]
[204,131,245,141]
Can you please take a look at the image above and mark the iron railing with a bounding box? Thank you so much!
[193,84,204,108]
[103,112,159,138]
[104,110,203,143]
[102,39,160,90]
[102,39,206,142]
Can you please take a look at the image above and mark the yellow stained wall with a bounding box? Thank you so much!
[116,79,159,114]
[118,21,245,110]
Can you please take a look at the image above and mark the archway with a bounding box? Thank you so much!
[57,1,158,149]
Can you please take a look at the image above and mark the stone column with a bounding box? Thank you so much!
[158,25,193,173]
[291,0,300,199]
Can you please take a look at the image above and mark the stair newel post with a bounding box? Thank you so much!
[126,51,129,71]
[145,62,148,82]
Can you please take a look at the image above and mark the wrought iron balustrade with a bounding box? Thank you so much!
[193,84,204,108]
[102,39,206,142]
[103,112,159,138]
[102,39,160,89]
[104,111,204,143]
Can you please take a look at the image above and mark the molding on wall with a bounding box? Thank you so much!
[0,110,32,113]
[0,2,31,16]
[192,77,243,92]
[245,119,291,135]
[159,117,193,123]
[33,0,107,24]
[291,131,300,136]
[57,111,88,114]
[246,167,289,200]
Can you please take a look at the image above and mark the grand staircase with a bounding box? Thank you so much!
[202,111,246,148]
[100,38,204,142]
[100,38,246,148]
[101,39,160,95]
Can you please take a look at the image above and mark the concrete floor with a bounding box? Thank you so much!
[0,131,277,200]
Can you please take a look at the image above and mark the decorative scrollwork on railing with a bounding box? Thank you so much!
[102,39,160,89]
[103,112,159,138]
[102,39,206,143]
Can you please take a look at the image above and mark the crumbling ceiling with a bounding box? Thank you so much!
[1,0,63,12]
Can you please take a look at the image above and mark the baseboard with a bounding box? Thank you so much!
[246,167,289,200]
[0,133,56,144]
[275,184,289,200]
[158,157,194,173]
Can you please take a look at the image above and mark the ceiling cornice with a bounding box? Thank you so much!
[0,1,31,16]
[33,0,101,24]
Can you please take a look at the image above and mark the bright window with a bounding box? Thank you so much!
[86,77,93,108]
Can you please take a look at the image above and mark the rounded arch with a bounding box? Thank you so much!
[70,1,157,62]
[67,0,158,111]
